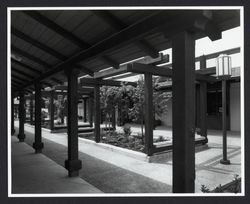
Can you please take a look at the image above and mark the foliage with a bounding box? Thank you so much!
[201,184,210,193]
[54,95,67,124]
[99,76,172,139]
[123,125,132,137]
[201,174,241,193]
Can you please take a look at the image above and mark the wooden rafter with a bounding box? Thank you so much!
[18,10,239,90]
[50,77,64,85]
[92,10,159,58]
[22,11,120,69]
[12,73,30,82]
[94,53,168,79]
[12,66,34,79]
[12,58,42,75]
[12,27,67,61]
[80,77,136,87]
[12,45,51,69]
[12,26,94,75]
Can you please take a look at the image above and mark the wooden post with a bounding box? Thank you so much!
[18,90,25,142]
[200,56,208,142]
[11,95,15,135]
[94,85,101,143]
[30,96,34,125]
[83,98,87,122]
[50,90,55,131]
[172,31,195,193]
[33,83,44,153]
[64,68,82,177]
[220,79,230,165]
[88,96,93,127]
[195,84,201,129]
[144,73,154,156]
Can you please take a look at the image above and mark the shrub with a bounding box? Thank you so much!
[123,125,132,136]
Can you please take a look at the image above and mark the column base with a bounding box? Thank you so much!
[220,159,231,165]
[65,159,82,177]
[33,142,44,153]
[18,133,25,142]
[11,129,15,135]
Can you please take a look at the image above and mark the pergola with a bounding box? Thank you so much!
[11,9,240,193]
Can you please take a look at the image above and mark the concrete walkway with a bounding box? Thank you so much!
[11,136,102,194]
[12,121,242,193]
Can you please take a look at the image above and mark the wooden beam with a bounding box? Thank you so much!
[193,13,222,41]
[12,46,51,69]
[12,26,94,76]
[80,77,137,87]
[12,74,30,82]
[196,67,216,75]
[41,81,53,88]
[172,31,195,193]
[23,11,120,69]
[19,10,239,90]
[50,77,64,85]
[12,66,34,79]
[12,78,24,86]
[19,11,173,89]
[22,11,89,49]
[196,47,240,61]
[129,63,172,77]
[12,27,67,61]
[94,53,168,79]
[101,56,120,69]
[92,10,159,58]
[11,58,42,75]
[53,85,94,93]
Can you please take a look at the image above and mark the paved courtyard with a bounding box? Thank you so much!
[11,121,242,194]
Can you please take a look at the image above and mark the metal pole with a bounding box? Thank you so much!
[220,79,230,165]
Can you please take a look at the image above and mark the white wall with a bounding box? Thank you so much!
[78,101,84,117]
[230,82,241,131]
[156,98,172,127]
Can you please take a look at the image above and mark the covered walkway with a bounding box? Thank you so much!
[11,121,241,194]
[10,9,241,193]
[11,136,102,194]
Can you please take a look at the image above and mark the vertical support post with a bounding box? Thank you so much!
[94,85,101,143]
[18,90,25,142]
[172,31,195,193]
[11,95,15,135]
[50,90,55,131]
[144,73,154,156]
[33,83,44,153]
[83,98,87,122]
[195,84,200,129]
[64,68,82,177]
[220,79,230,164]
[200,56,208,143]
[30,96,34,125]
[88,96,93,127]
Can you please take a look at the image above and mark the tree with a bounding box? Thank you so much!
[128,76,171,143]
[100,86,120,134]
